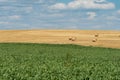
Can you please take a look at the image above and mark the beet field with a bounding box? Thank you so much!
[0,43,120,80]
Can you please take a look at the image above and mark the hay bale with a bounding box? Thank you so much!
[69,37,72,40]
[92,39,97,42]
[94,34,99,37]
[69,37,76,41]
[71,37,76,41]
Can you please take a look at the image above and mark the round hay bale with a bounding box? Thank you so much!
[94,34,99,37]
[92,39,97,42]
[69,37,76,41]
[69,37,72,40]
[71,37,76,41]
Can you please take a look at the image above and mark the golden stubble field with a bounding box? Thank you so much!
[0,30,120,49]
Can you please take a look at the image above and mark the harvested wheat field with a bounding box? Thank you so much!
[0,30,120,49]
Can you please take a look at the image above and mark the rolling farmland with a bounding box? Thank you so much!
[0,30,120,48]
[0,30,120,79]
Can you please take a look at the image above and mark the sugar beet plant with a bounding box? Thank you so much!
[0,43,120,80]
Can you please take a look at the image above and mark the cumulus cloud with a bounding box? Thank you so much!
[117,10,120,14]
[87,12,96,19]
[9,15,21,19]
[50,3,66,9]
[50,0,115,10]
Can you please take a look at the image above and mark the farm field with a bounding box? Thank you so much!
[0,43,120,80]
[0,30,120,49]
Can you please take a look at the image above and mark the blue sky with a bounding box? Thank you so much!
[0,0,120,30]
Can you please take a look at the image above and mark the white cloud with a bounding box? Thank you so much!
[0,6,33,14]
[38,13,65,18]
[0,15,21,20]
[0,0,8,2]
[95,0,106,3]
[50,3,66,9]
[50,0,115,10]
[117,10,120,14]
[106,16,117,20]
[9,15,21,19]
[0,21,29,29]
[0,0,16,2]
[0,22,10,24]
[87,12,96,19]
[106,16,120,20]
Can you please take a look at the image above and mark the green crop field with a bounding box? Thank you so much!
[0,43,120,80]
